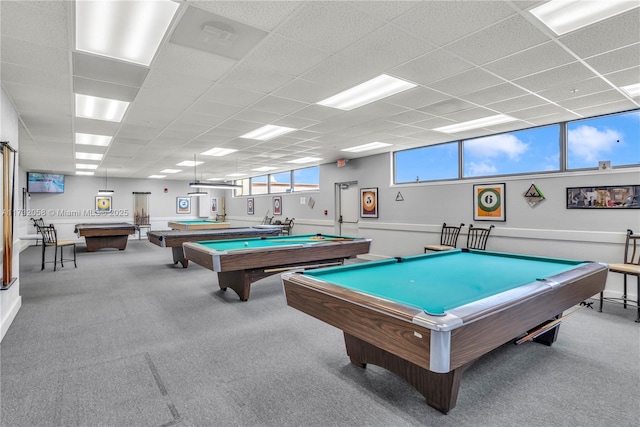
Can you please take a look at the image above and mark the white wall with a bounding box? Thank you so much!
[26,151,640,306]
[25,175,229,240]
[1,88,22,341]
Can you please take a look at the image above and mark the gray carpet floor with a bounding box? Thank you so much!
[1,241,639,427]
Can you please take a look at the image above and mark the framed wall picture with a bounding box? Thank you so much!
[95,196,112,213]
[273,196,282,215]
[176,197,191,214]
[473,183,506,221]
[247,198,254,215]
[210,197,218,214]
[360,187,378,218]
[567,185,640,209]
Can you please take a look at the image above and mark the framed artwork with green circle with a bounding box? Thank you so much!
[473,183,505,221]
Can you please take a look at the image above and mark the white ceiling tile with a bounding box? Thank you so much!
[392,1,516,46]
[428,68,505,97]
[390,49,474,86]
[188,1,302,31]
[0,1,68,48]
[514,62,600,93]
[276,1,385,53]
[446,15,549,65]
[218,62,294,92]
[462,83,528,106]
[604,67,640,88]
[557,90,629,111]
[483,42,576,80]
[559,8,640,59]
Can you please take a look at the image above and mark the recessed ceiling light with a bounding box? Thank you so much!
[76,164,99,170]
[176,160,204,167]
[317,74,417,111]
[75,94,129,122]
[75,132,112,146]
[160,169,182,173]
[201,147,238,156]
[149,175,166,179]
[251,166,278,172]
[341,142,392,153]
[226,173,247,177]
[287,157,322,164]
[240,125,297,140]
[206,177,225,181]
[620,83,640,97]
[76,171,95,176]
[530,0,640,36]
[76,152,104,161]
[433,115,517,134]
[75,0,180,66]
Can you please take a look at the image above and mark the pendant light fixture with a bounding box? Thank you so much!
[97,168,114,195]
[187,154,208,197]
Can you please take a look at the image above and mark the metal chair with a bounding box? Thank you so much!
[30,217,45,245]
[600,229,640,322]
[466,224,495,250]
[39,225,77,271]
[424,223,465,252]
[282,218,295,235]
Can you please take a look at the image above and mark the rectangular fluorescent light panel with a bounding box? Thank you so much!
[620,83,640,97]
[76,152,104,161]
[530,0,640,35]
[149,175,166,178]
[317,74,417,111]
[287,157,322,164]
[201,147,238,156]
[176,160,204,167]
[75,133,112,146]
[75,0,180,66]
[76,164,99,170]
[160,169,182,173]
[433,114,517,134]
[76,171,95,176]
[251,166,277,172]
[240,125,296,141]
[75,94,129,122]
[341,142,392,153]
[226,173,246,177]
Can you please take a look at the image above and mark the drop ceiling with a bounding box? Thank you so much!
[1,1,638,181]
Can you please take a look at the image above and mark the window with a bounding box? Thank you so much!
[270,171,291,194]
[567,110,640,169]
[463,125,560,177]
[394,142,458,183]
[293,166,319,192]
[250,175,268,194]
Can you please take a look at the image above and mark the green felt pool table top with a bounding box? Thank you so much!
[301,249,589,316]
[193,234,360,251]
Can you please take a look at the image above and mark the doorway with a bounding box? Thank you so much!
[335,181,358,236]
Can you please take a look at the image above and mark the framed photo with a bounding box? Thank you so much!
[360,187,378,218]
[567,185,640,209]
[273,196,282,215]
[210,197,218,214]
[95,196,112,213]
[247,198,254,215]
[473,183,506,221]
[176,197,191,214]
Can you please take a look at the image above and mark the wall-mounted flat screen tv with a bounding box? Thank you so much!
[27,172,65,193]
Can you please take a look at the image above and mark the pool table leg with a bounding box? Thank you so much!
[217,271,251,301]
[343,332,468,414]
[171,247,188,268]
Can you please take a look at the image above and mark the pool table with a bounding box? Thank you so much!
[74,223,137,251]
[281,249,608,414]
[183,234,371,301]
[147,227,281,267]
[168,220,230,231]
